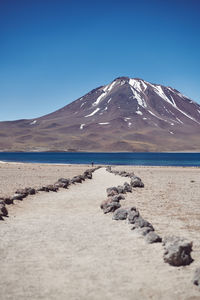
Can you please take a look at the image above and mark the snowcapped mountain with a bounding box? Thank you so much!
[1,76,200,151]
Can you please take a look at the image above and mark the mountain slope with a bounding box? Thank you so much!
[1,76,200,152]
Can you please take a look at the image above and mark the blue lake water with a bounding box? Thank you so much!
[0,152,200,166]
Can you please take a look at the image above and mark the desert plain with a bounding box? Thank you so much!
[0,162,200,299]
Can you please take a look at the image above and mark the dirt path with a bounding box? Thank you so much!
[0,168,199,300]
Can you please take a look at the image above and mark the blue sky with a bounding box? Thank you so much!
[0,0,200,121]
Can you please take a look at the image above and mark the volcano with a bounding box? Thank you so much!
[1,76,200,152]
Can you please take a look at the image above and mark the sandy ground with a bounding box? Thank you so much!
[114,165,200,235]
[0,162,92,198]
[0,166,200,299]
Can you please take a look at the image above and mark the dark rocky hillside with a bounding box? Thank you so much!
[1,76,200,151]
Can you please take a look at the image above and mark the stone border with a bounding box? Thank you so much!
[0,166,101,221]
[103,166,160,244]
[102,166,194,267]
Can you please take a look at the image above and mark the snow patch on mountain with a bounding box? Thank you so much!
[129,79,142,92]
[148,84,200,124]
[30,120,37,125]
[93,93,106,106]
[130,86,147,108]
[80,102,86,108]
[80,124,85,130]
[92,82,116,107]
[169,95,200,124]
[103,81,116,93]
[152,85,173,105]
[136,110,143,115]
[148,110,164,121]
[176,117,183,124]
[85,108,100,117]
[141,80,147,91]
[124,117,131,121]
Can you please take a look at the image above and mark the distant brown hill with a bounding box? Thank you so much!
[1,76,200,152]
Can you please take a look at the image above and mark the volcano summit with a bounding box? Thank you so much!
[1,77,200,152]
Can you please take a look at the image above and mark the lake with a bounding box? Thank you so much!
[0,152,200,166]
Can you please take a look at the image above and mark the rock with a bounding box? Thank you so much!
[119,171,128,177]
[111,194,125,202]
[57,178,71,187]
[106,187,119,196]
[38,185,58,192]
[87,174,93,179]
[103,202,121,214]
[123,182,132,192]
[132,216,154,230]
[71,176,83,183]
[100,194,124,210]
[83,170,93,179]
[113,208,128,220]
[117,185,126,194]
[15,187,36,197]
[134,226,154,236]
[86,173,92,179]
[106,166,112,172]
[145,231,162,243]
[46,185,58,192]
[3,198,13,205]
[128,172,135,178]
[79,175,85,181]
[163,236,193,266]
[55,181,69,188]
[112,170,120,175]
[193,268,200,285]
[26,188,36,195]
[54,182,62,188]
[128,209,140,224]
[0,203,8,217]
[107,190,118,197]
[15,188,28,196]
[100,198,112,209]
[58,178,70,184]
[37,186,50,192]
[11,194,24,201]
[123,173,131,177]
[130,176,144,188]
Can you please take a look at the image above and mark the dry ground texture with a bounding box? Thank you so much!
[0,165,200,299]
[0,162,91,198]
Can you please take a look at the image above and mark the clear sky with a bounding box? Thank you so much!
[0,0,200,121]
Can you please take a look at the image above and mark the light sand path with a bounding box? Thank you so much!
[0,168,199,300]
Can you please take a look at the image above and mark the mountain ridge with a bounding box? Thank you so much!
[0,76,200,152]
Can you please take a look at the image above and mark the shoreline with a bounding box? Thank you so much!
[1,160,200,168]
[0,150,200,153]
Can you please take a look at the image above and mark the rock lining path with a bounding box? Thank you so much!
[0,168,199,300]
